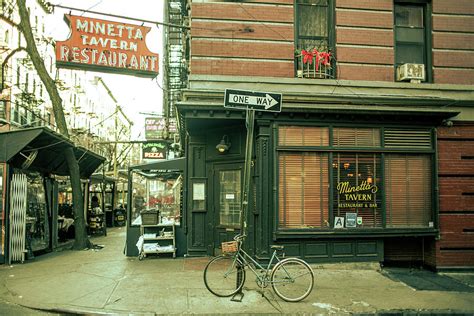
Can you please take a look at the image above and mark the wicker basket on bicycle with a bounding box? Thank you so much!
[221,241,238,254]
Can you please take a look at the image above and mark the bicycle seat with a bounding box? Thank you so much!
[271,245,284,250]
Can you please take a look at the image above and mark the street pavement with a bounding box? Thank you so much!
[0,227,473,315]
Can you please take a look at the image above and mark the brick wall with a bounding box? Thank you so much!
[436,125,474,268]
[432,0,474,84]
[335,0,393,81]
[189,0,474,84]
[190,1,294,77]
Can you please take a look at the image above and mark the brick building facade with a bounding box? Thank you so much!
[169,0,474,269]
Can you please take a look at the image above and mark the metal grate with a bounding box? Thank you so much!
[9,173,27,264]
[384,129,432,149]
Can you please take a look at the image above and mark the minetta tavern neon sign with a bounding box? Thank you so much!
[55,15,159,77]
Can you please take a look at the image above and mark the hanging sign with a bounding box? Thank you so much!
[145,117,165,140]
[55,15,159,77]
[142,142,167,159]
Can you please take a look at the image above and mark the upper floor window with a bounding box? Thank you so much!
[394,1,431,82]
[295,0,334,79]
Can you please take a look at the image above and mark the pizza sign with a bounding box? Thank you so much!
[142,142,167,160]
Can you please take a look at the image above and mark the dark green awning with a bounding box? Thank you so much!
[0,127,105,178]
[130,157,185,172]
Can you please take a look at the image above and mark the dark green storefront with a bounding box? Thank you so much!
[176,76,461,263]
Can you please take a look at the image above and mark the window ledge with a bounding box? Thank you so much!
[274,228,438,240]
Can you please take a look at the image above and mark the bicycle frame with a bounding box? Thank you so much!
[231,246,283,288]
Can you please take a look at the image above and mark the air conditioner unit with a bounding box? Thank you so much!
[397,63,425,82]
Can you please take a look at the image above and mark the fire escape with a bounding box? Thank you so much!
[165,0,188,143]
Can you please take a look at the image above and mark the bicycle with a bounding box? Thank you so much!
[203,234,314,302]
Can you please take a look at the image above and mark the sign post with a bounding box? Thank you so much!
[224,89,282,239]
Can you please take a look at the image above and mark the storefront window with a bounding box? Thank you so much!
[279,152,329,228]
[277,125,434,231]
[130,172,182,226]
[385,154,432,227]
[333,153,382,228]
[26,172,49,251]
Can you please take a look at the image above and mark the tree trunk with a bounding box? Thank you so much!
[17,0,90,249]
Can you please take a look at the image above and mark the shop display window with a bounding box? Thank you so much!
[332,153,382,228]
[279,152,329,228]
[277,125,434,231]
[25,172,49,251]
[130,172,182,226]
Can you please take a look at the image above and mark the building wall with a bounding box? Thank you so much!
[190,0,294,77]
[437,125,474,268]
[185,0,474,267]
[190,0,474,85]
[335,0,394,82]
[432,0,474,84]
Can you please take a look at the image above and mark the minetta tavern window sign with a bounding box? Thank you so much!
[278,126,434,231]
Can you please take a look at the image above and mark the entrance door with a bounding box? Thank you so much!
[212,164,242,254]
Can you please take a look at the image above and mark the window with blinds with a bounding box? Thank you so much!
[385,155,432,227]
[278,126,329,147]
[279,152,329,228]
[333,128,381,147]
[333,153,382,228]
[277,125,434,231]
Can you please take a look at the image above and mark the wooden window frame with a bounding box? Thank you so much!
[276,124,437,233]
[394,0,433,82]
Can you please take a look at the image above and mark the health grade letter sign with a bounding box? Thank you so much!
[55,15,159,77]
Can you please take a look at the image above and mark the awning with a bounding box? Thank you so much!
[130,157,185,172]
[0,127,105,178]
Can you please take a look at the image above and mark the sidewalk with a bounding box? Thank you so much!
[0,228,473,315]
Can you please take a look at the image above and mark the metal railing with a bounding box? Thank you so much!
[295,50,334,79]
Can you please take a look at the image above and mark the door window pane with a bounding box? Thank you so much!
[333,154,382,228]
[219,170,241,227]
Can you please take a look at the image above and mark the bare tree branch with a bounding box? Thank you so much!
[1,46,27,90]
[0,14,19,29]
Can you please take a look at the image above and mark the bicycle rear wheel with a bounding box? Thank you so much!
[271,258,314,302]
[203,255,246,297]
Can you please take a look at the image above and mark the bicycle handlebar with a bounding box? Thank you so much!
[234,234,246,242]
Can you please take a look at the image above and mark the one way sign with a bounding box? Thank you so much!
[224,89,282,112]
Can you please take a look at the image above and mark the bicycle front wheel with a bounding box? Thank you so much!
[203,255,246,297]
[271,258,314,302]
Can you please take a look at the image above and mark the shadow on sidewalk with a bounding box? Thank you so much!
[381,267,474,292]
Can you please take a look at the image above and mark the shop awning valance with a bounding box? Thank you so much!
[0,127,105,178]
[130,157,185,172]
